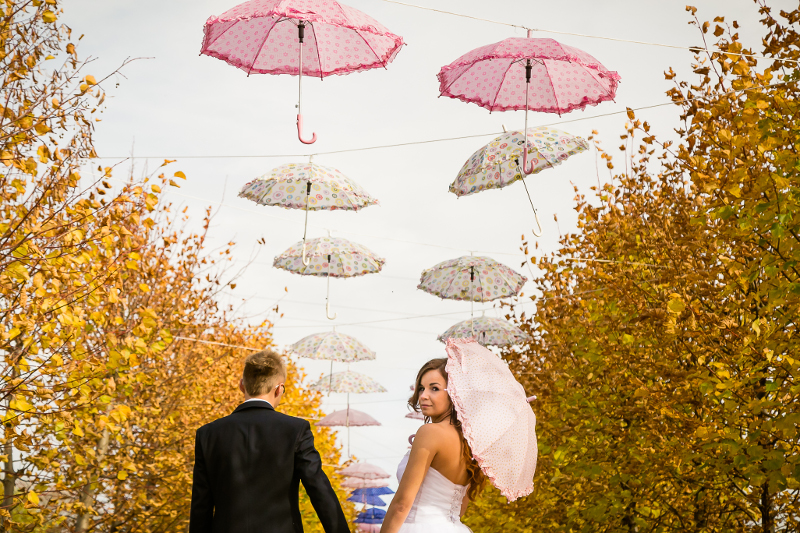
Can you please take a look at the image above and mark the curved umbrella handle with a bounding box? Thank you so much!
[531,209,543,237]
[297,114,317,145]
[326,300,337,320]
[301,239,311,266]
[520,147,536,175]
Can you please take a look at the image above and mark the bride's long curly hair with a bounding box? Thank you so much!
[408,357,486,501]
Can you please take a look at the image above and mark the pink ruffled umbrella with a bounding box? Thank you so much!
[338,462,390,480]
[316,408,380,427]
[437,32,619,177]
[445,338,537,502]
[201,0,404,144]
[341,477,390,489]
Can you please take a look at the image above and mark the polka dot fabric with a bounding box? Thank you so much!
[309,370,387,393]
[316,408,381,427]
[437,316,531,347]
[238,163,378,211]
[438,37,620,114]
[289,329,376,362]
[417,256,526,302]
[451,126,589,197]
[274,236,385,277]
[201,0,404,77]
[445,338,537,502]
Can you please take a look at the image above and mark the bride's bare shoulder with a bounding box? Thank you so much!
[414,421,460,448]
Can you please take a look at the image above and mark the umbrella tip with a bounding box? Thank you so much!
[502,124,507,133]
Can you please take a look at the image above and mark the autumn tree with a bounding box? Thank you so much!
[0,2,353,531]
[466,2,800,532]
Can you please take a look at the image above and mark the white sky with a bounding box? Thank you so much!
[63,0,793,493]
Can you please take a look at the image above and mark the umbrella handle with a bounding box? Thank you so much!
[326,260,337,320]
[302,239,311,266]
[297,114,317,145]
[531,210,543,237]
[520,147,536,175]
[326,300,337,320]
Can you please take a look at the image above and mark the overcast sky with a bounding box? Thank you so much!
[63,0,793,492]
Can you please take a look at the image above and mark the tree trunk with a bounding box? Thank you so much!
[75,425,110,532]
[2,366,17,521]
[760,481,772,533]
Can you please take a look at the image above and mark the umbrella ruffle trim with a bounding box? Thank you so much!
[445,337,535,502]
[437,86,619,115]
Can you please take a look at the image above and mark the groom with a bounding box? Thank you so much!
[190,349,350,533]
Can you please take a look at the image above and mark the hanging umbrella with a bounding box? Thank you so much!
[438,33,618,234]
[438,315,532,347]
[316,408,380,427]
[356,525,381,533]
[418,256,526,302]
[239,163,378,268]
[351,487,394,496]
[342,477,390,489]
[444,338,537,502]
[201,0,404,144]
[451,126,588,234]
[355,508,387,523]
[348,493,387,506]
[275,235,384,319]
[310,371,387,394]
[404,411,424,421]
[338,462,390,479]
[310,370,386,457]
[290,328,376,390]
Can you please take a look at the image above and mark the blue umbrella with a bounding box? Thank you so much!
[359,508,386,519]
[351,487,394,497]
[354,517,383,524]
[347,493,386,506]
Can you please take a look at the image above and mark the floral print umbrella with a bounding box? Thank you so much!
[339,462,390,480]
[290,329,375,362]
[274,236,384,278]
[438,316,532,347]
[418,256,526,303]
[275,236,384,320]
[201,0,404,143]
[238,163,377,211]
[452,127,589,197]
[310,370,387,394]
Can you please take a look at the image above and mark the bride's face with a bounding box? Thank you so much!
[418,369,451,419]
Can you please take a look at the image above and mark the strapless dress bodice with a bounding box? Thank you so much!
[396,453,472,532]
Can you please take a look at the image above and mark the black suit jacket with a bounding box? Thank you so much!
[190,401,349,533]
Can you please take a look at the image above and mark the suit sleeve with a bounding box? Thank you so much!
[189,429,213,533]
[295,421,350,533]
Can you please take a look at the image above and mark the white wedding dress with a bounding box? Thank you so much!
[395,452,472,533]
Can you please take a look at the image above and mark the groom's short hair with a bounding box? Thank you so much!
[243,349,286,396]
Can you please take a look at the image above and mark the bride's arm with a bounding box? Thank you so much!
[380,425,440,533]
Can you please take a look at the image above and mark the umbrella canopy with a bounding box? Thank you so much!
[404,411,424,420]
[445,338,537,502]
[451,127,589,197]
[418,256,526,302]
[274,236,385,278]
[338,462,390,479]
[310,371,387,394]
[290,330,376,362]
[351,487,395,496]
[356,508,387,522]
[348,493,386,506]
[201,0,403,143]
[438,316,532,347]
[316,408,380,427]
[238,163,378,212]
[437,36,619,115]
[342,477,390,489]
[356,525,381,533]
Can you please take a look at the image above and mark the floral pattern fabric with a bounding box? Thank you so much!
[438,316,532,347]
[438,37,620,114]
[290,330,376,362]
[201,0,404,78]
[238,163,378,211]
[451,127,589,197]
[274,236,385,277]
[418,256,526,302]
[310,370,387,394]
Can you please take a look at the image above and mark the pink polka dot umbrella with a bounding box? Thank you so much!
[438,33,619,234]
[445,338,537,502]
[201,0,404,144]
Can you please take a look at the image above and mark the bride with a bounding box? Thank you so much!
[380,358,485,533]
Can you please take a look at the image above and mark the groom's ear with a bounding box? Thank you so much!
[238,379,246,395]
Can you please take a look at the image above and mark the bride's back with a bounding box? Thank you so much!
[424,420,469,486]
